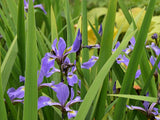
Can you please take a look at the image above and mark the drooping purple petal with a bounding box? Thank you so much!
[54,83,69,106]
[7,88,16,100]
[66,96,82,108]
[152,107,159,116]
[38,96,60,110]
[81,56,99,69]
[116,54,129,66]
[12,99,24,103]
[40,81,57,91]
[126,105,146,112]
[7,86,25,100]
[34,4,47,14]
[46,68,60,78]
[135,69,141,79]
[19,75,25,82]
[67,72,78,86]
[155,115,160,120]
[58,37,66,57]
[67,109,78,119]
[98,24,102,36]
[123,45,134,54]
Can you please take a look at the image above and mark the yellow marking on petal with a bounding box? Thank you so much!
[126,49,131,53]
[69,111,75,114]
[51,85,56,89]
[49,57,54,61]
[21,87,25,91]
[66,47,72,53]
[68,75,73,78]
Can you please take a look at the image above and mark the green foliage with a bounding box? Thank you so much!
[0,0,160,120]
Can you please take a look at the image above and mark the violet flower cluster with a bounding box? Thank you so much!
[6,29,99,119]
[126,93,160,119]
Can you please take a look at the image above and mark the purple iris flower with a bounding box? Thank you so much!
[127,93,160,119]
[67,72,78,86]
[81,56,99,69]
[146,42,160,56]
[7,86,24,103]
[24,0,47,14]
[37,56,60,86]
[38,83,82,119]
[46,29,82,65]
[123,37,135,54]
[150,56,160,71]
[127,93,159,119]
[126,102,159,118]
[116,54,129,66]
[152,33,158,40]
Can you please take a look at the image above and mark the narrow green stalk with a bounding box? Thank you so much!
[113,0,156,119]
[0,46,7,120]
[118,0,132,23]
[23,0,38,119]
[17,0,25,75]
[81,0,90,98]
[95,0,117,119]
[51,5,58,42]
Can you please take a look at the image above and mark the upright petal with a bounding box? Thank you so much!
[143,101,150,111]
[72,29,82,52]
[58,38,66,57]
[54,83,69,106]
[24,0,28,8]
[126,105,146,112]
